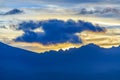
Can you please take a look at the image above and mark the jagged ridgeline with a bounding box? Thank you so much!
[0,42,120,80]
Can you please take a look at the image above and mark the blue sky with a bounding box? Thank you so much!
[0,0,120,8]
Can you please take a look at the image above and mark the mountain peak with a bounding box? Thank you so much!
[1,42,120,80]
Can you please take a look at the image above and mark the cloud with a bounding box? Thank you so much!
[17,21,41,31]
[0,9,23,15]
[79,7,120,16]
[14,19,106,45]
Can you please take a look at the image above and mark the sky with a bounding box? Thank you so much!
[0,0,120,53]
[1,0,120,79]
[0,0,120,7]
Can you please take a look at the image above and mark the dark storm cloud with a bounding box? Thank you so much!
[0,9,23,15]
[15,19,106,45]
[79,7,120,15]
[17,21,42,31]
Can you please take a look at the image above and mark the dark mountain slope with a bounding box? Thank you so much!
[0,42,120,80]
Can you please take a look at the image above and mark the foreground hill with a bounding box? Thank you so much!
[0,42,120,80]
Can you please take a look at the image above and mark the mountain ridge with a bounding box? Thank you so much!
[1,42,120,80]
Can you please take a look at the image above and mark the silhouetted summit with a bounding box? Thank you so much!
[0,42,120,80]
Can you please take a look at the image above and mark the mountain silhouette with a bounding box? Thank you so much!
[0,42,120,80]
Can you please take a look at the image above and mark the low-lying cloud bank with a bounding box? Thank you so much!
[14,19,106,45]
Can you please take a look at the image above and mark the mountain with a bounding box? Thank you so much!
[1,42,120,80]
[0,9,23,15]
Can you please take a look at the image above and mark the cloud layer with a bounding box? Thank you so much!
[14,19,106,45]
